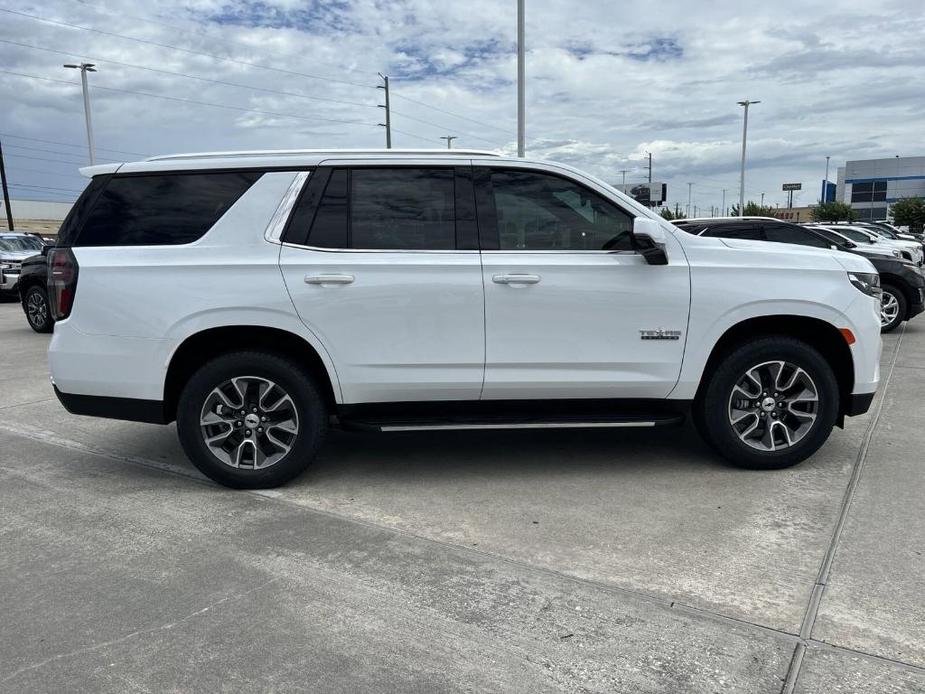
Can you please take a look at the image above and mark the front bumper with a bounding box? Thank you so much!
[0,271,19,293]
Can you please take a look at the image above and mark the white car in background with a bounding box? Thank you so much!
[810,224,923,265]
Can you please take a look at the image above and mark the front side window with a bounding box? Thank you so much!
[350,168,456,250]
[75,172,261,246]
[489,170,634,251]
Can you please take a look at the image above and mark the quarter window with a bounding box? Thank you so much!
[74,172,261,246]
[763,223,829,248]
[489,170,634,251]
[701,223,762,240]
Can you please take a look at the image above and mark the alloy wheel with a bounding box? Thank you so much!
[727,360,819,452]
[880,290,900,327]
[27,291,47,329]
[199,376,299,469]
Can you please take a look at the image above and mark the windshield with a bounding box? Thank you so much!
[811,228,851,247]
[0,236,44,252]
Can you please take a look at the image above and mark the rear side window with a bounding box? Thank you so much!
[74,172,261,246]
[763,222,829,248]
[702,223,762,240]
[350,168,455,250]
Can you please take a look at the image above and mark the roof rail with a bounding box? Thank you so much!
[145,148,501,162]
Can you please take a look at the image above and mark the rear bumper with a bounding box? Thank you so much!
[54,386,169,424]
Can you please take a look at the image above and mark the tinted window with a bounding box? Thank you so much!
[75,172,261,246]
[764,222,829,248]
[56,175,109,246]
[350,168,456,250]
[812,227,851,247]
[306,169,348,248]
[490,170,634,251]
[701,223,762,240]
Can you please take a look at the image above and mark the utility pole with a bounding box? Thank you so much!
[722,188,726,216]
[687,182,693,217]
[377,73,392,149]
[675,202,680,217]
[647,151,652,183]
[761,192,765,206]
[440,135,457,149]
[737,99,760,217]
[63,62,97,164]
[619,169,628,187]
[516,0,525,157]
[0,138,13,230]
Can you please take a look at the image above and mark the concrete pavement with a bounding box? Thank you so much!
[0,301,923,692]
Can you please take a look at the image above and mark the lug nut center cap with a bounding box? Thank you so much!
[244,413,261,429]
[761,397,777,412]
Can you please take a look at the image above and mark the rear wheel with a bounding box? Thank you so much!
[176,351,327,488]
[24,285,53,333]
[879,283,906,333]
[694,337,839,470]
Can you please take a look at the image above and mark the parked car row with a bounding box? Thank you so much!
[0,232,54,333]
[673,217,925,333]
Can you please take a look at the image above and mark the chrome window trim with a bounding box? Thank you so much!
[280,242,479,254]
[264,171,310,244]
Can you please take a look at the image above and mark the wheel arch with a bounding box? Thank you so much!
[694,315,855,422]
[164,326,339,423]
[878,276,911,319]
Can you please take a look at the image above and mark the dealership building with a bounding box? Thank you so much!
[836,156,925,221]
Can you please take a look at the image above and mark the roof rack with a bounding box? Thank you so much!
[145,148,501,162]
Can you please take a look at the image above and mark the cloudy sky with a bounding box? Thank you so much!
[1,0,923,213]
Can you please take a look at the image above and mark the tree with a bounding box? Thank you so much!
[729,201,776,217]
[889,197,925,233]
[660,207,685,221]
[812,201,857,222]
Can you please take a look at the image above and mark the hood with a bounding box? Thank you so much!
[0,250,38,261]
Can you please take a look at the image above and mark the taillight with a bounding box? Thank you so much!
[48,248,79,321]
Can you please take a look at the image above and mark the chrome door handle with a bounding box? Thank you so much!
[304,274,355,285]
[492,273,541,285]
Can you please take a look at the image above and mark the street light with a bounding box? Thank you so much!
[516,0,525,157]
[737,99,760,216]
[63,63,97,165]
[824,155,831,202]
[440,135,457,149]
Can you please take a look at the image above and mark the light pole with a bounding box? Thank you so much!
[63,62,97,165]
[440,135,457,149]
[646,151,652,183]
[722,188,727,216]
[761,192,765,206]
[377,73,392,149]
[737,99,760,216]
[516,0,525,157]
[687,182,693,217]
[619,169,628,187]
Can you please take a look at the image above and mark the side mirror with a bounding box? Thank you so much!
[633,217,669,265]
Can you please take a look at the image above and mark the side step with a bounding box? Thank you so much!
[338,414,684,433]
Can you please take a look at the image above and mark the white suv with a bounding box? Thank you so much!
[47,150,882,488]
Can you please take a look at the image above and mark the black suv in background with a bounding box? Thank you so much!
[16,246,53,333]
[674,217,925,333]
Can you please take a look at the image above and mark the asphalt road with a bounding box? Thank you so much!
[1,300,923,693]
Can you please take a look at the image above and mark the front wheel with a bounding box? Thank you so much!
[879,283,906,333]
[176,351,328,488]
[694,337,839,470]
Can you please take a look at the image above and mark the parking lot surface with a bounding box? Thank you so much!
[1,300,923,693]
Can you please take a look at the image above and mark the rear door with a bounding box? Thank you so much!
[279,163,485,404]
[474,163,691,400]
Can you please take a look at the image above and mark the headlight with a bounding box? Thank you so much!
[847,272,881,297]
[892,250,902,258]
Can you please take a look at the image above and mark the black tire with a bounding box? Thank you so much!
[880,283,906,334]
[693,337,839,470]
[176,351,327,489]
[23,285,53,333]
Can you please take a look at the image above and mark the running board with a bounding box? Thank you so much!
[338,414,684,433]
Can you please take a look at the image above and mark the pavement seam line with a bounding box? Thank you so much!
[780,325,906,694]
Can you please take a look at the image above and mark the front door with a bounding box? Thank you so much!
[475,165,691,400]
[279,165,484,403]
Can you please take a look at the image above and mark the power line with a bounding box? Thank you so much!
[389,87,515,136]
[2,143,120,163]
[2,165,84,179]
[0,130,147,156]
[8,182,84,193]
[1,69,378,130]
[0,7,377,90]
[0,39,379,111]
[389,109,498,147]
[4,152,92,166]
